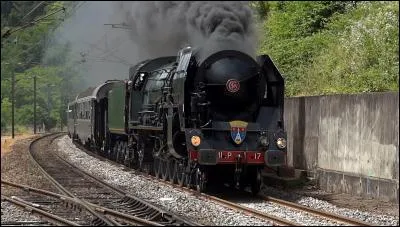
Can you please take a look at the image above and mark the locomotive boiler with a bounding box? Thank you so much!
[68,47,288,194]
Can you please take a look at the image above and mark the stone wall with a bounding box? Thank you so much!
[284,92,399,202]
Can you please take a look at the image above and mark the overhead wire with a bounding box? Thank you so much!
[6,1,134,69]
[97,34,131,59]
[52,1,134,67]
[49,1,87,31]
[81,40,132,66]
[2,7,66,39]
[19,1,46,24]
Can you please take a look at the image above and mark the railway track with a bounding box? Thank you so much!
[4,132,200,226]
[207,186,373,226]
[258,194,372,226]
[1,193,83,226]
[147,175,372,226]
[67,135,373,226]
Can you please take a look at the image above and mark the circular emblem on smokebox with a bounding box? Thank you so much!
[226,79,240,93]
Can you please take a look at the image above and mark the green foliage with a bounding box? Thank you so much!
[256,1,399,96]
[250,1,270,19]
[1,1,82,133]
[1,98,11,132]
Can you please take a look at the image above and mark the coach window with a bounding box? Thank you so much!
[72,107,75,119]
[85,102,89,119]
[80,103,83,119]
[87,102,90,120]
[88,103,90,119]
[81,102,84,119]
[81,103,84,119]
[134,72,148,90]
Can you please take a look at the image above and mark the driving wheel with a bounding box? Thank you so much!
[153,156,161,178]
[177,161,186,187]
[161,158,169,181]
[195,167,207,193]
[169,159,177,184]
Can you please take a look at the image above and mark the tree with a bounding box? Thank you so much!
[1,1,83,133]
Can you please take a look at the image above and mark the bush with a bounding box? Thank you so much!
[257,1,399,96]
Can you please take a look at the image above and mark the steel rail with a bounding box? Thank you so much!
[28,133,121,226]
[30,133,199,226]
[260,195,372,226]
[200,192,296,226]
[1,180,165,226]
[2,179,78,203]
[0,220,48,225]
[70,135,375,226]
[154,179,296,226]
[69,138,201,226]
[1,195,80,226]
[71,139,295,226]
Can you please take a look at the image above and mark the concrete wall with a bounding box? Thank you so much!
[284,92,399,202]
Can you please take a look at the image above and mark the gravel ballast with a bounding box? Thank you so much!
[56,135,399,226]
[1,201,45,225]
[56,136,272,226]
[1,135,56,226]
[259,186,399,226]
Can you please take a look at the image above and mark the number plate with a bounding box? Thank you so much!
[217,151,265,164]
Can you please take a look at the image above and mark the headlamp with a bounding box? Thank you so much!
[191,136,201,147]
[260,136,269,147]
[276,138,287,149]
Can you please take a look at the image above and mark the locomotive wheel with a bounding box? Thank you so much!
[186,170,193,189]
[116,142,123,163]
[143,163,153,175]
[169,159,177,184]
[195,168,207,193]
[123,142,130,167]
[177,161,186,187]
[250,168,262,195]
[120,142,126,164]
[161,159,169,181]
[136,144,144,171]
[112,141,119,161]
[239,179,246,191]
[121,142,126,164]
[160,159,168,181]
[120,142,125,164]
[112,141,119,162]
[109,142,114,160]
[153,156,161,178]
[115,141,121,163]
[238,170,248,191]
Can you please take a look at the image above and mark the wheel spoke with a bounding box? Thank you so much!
[195,167,207,193]
[251,168,262,195]
[177,162,185,187]
[154,157,160,178]
[169,159,176,184]
[161,159,169,181]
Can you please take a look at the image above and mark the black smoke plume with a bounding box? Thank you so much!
[116,1,256,62]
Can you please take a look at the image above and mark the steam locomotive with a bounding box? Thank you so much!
[67,47,287,194]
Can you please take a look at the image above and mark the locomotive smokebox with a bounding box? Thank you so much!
[195,50,266,121]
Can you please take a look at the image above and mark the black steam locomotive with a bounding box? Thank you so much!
[67,47,287,194]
